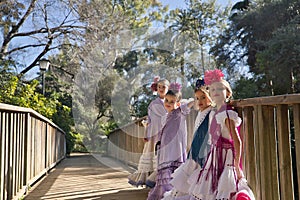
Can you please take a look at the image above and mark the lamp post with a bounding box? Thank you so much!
[39,58,50,95]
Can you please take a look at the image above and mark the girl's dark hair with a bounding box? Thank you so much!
[166,89,182,102]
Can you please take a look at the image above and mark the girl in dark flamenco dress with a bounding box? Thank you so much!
[163,78,212,200]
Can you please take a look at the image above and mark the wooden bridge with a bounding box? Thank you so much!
[1,94,300,200]
[23,153,148,200]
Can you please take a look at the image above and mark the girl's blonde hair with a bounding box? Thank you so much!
[220,79,233,99]
[157,79,170,86]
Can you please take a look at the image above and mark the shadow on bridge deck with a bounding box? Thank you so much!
[24,153,149,200]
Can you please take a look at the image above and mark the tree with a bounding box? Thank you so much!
[0,73,60,118]
[256,16,300,94]
[69,0,168,151]
[211,0,300,95]
[0,0,86,76]
[167,0,230,78]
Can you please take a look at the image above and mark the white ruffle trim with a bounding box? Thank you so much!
[169,159,200,192]
[162,190,191,200]
[188,165,238,199]
[193,107,211,132]
[128,171,151,186]
[216,166,237,199]
[137,153,155,172]
[215,110,242,127]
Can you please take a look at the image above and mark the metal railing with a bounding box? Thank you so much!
[0,103,66,200]
[108,94,300,200]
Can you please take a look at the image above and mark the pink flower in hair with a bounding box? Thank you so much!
[153,76,160,83]
[204,69,224,85]
[169,82,182,91]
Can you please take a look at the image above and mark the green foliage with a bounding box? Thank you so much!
[100,121,118,135]
[254,0,300,94]
[256,16,300,94]
[0,74,59,119]
[0,1,25,35]
[69,131,88,153]
[131,88,156,118]
[211,0,300,95]
[233,76,261,99]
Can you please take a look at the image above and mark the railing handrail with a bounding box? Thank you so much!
[233,93,300,106]
[108,116,147,135]
[0,103,65,134]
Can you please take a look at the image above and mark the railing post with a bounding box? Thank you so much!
[256,105,280,200]
[293,104,300,197]
[7,112,12,200]
[277,104,295,200]
[242,107,257,195]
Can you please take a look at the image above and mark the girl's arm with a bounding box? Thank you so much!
[179,99,194,115]
[226,118,243,180]
[187,99,195,108]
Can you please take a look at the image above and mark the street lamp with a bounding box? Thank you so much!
[39,58,50,95]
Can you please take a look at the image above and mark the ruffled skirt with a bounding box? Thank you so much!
[128,138,157,187]
[188,148,238,200]
[162,159,200,200]
[147,162,182,200]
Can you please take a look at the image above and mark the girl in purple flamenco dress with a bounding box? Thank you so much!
[147,83,195,200]
[128,77,169,187]
[188,69,255,200]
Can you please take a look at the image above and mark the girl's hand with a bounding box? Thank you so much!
[187,98,195,108]
[141,119,148,127]
[236,166,244,180]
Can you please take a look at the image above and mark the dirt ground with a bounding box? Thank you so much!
[24,153,149,200]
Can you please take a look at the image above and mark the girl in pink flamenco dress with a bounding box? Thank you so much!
[188,69,255,200]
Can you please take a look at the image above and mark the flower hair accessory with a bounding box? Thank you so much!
[195,78,205,89]
[204,69,224,85]
[169,82,182,91]
[150,76,160,92]
[153,76,160,83]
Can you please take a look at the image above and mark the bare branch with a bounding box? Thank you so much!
[6,44,46,55]
[19,36,53,75]
[12,25,85,38]
[0,0,38,57]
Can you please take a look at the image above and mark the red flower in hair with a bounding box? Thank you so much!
[204,69,224,85]
[150,76,160,92]
[151,83,158,92]
[169,82,182,91]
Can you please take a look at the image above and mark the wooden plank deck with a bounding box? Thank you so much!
[24,153,149,200]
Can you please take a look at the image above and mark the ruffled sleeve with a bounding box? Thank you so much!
[215,110,242,127]
[180,103,191,115]
[146,98,167,139]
